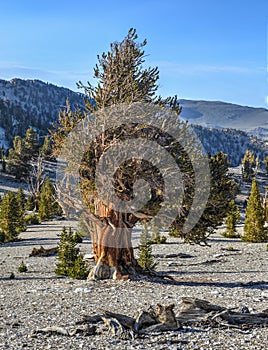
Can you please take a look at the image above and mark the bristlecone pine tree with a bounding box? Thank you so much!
[51,29,237,280]
[8,136,31,180]
[41,136,54,160]
[224,200,240,238]
[24,127,39,160]
[38,177,62,221]
[241,150,256,182]
[55,227,88,279]
[16,187,26,232]
[8,128,39,180]
[138,222,157,271]
[170,152,237,242]
[0,191,22,242]
[243,178,267,242]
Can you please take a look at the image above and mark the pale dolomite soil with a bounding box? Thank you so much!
[0,220,267,349]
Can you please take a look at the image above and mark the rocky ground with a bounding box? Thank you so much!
[0,220,267,350]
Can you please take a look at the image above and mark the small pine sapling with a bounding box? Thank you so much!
[150,223,167,244]
[223,200,240,238]
[243,178,267,242]
[18,261,28,273]
[55,227,89,279]
[138,223,157,271]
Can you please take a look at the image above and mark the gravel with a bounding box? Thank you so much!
[0,220,267,349]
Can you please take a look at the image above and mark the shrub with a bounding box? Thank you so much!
[18,261,28,273]
[55,227,89,279]
[68,254,89,280]
[150,223,167,244]
[138,223,157,271]
[223,200,240,238]
[26,196,35,211]
[25,213,40,225]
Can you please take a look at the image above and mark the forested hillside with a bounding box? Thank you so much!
[0,79,84,146]
[193,125,267,166]
[0,78,267,166]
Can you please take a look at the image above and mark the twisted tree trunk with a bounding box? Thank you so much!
[87,206,142,280]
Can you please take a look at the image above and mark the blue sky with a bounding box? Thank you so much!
[0,0,267,107]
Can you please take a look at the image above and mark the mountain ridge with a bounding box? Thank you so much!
[0,78,267,166]
[179,98,268,133]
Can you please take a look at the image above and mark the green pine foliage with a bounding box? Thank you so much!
[68,254,89,280]
[26,195,35,211]
[24,127,39,160]
[241,150,256,182]
[8,136,31,180]
[16,187,26,232]
[25,213,40,225]
[243,178,267,242]
[41,136,54,160]
[55,227,88,279]
[150,223,167,244]
[138,223,157,271]
[8,128,39,180]
[18,261,28,273]
[0,191,21,242]
[170,152,238,243]
[38,177,62,221]
[223,200,240,238]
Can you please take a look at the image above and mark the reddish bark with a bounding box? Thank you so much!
[87,205,142,280]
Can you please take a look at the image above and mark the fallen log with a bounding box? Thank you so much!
[34,298,268,338]
[29,246,58,257]
[177,297,268,328]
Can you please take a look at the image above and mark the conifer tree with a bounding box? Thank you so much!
[16,187,26,232]
[38,177,62,221]
[17,187,26,209]
[138,222,157,271]
[55,226,88,279]
[50,29,236,280]
[0,192,20,242]
[243,178,267,242]
[224,200,240,238]
[8,129,39,181]
[26,195,35,211]
[170,152,237,242]
[8,136,31,180]
[41,136,53,160]
[241,150,256,182]
[24,127,39,160]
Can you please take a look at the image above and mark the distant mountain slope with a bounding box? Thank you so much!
[192,125,267,167]
[180,99,268,132]
[0,78,84,146]
[0,78,266,166]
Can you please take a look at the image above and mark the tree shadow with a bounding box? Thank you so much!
[0,276,63,281]
[144,273,268,290]
[0,237,59,248]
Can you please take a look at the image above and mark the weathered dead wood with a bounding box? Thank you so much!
[101,310,135,329]
[34,324,97,337]
[98,303,180,335]
[178,297,268,328]
[75,314,103,325]
[29,246,58,257]
[134,310,158,332]
[34,299,268,338]
[34,326,69,336]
